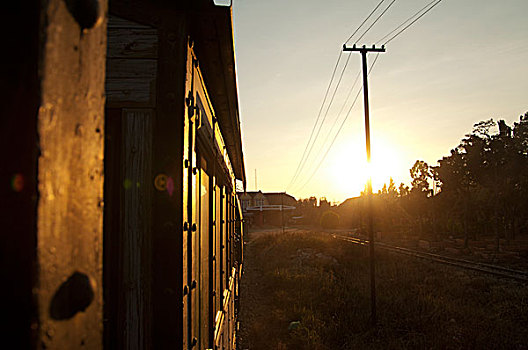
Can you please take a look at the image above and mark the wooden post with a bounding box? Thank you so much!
[13,0,109,348]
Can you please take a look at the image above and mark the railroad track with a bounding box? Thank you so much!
[332,234,528,283]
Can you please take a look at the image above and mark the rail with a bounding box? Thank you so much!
[332,234,528,283]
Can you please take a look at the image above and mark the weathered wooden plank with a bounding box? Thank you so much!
[151,16,188,348]
[102,108,122,350]
[105,78,156,105]
[108,14,152,29]
[106,58,157,78]
[105,59,157,106]
[37,0,107,348]
[107,28,158,59]
[122,108,153,350]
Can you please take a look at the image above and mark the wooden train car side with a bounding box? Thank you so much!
[105,2,245,349]
[184,46,244,349]
[1,1,245,349]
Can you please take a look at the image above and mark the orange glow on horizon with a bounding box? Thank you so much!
[327,137,406,198]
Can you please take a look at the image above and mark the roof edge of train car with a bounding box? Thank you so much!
[192,1,246,188]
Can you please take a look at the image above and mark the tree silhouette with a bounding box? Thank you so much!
[337,113,528,247]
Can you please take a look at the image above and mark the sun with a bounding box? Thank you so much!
[327,137,405,197]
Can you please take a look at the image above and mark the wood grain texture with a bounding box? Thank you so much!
[106,59,157,78]
[108,15,152,29]
[122,108,153,350]
[105,59,157,106]
[151,16,188,348]
[37,0,107,348]
[107,28,158,59]
[105,77,156,105]
[106,15,158,107]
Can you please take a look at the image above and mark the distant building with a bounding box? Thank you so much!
[239,191,268,210]
[263,192,297,207]
[237,191,297,226]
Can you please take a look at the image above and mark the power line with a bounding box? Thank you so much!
[286,50,343,190]
[344,0,387,44]
[354,0,398,44]
[335,70,362,121]
[376,0,439,45]
[288,0,403,193]
[293,53,381,194]
[289,0,393,191]
[302,69,362,185]
[291,88,363,193]
[383,0,443,45]
[293,0,444,195]
[289,52,353,190]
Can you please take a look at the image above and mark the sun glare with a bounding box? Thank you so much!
[328,137,405,198]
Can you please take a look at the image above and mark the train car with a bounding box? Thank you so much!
[182,28,245,350]
[2,0,245,349]
[105,1,246,349]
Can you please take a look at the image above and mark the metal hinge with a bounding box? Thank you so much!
[186,92,196,118]
[186,92,194,107]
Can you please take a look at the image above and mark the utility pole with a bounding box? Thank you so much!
[343,44,385,326]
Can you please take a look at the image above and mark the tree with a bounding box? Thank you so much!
[387,177,398,198]
[410,160,432,195]
[433,115,528,246]
[398,183,409,197]
[345,112,528,244]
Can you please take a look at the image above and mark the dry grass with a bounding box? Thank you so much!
[238,229,528,350]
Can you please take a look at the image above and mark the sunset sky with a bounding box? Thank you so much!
[233,0,528,203]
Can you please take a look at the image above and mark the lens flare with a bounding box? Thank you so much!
[11,174,25,192]
[123,178,132,189]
